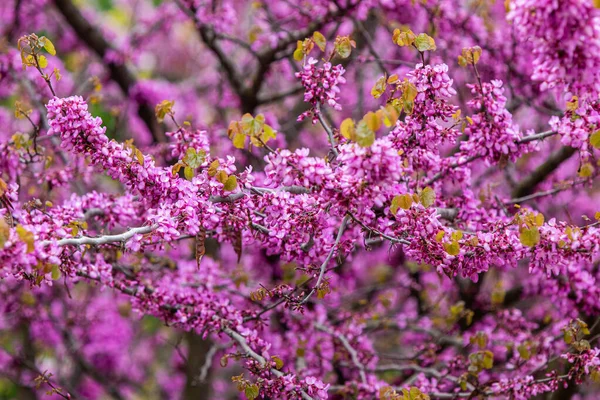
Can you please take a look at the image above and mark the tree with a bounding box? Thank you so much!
[1,0,600,399]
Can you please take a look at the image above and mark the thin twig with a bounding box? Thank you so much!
[301,215,350,304]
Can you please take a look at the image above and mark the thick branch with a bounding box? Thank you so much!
[52,0,165,143]
[511,146,577,199]
[41,225,155,247]
[315,323,368,384]
[221,326,314,400]
[301,215,350,304]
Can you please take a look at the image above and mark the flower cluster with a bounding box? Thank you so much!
[389,63,460,175]
[4,1,600,399]
[460,80,526,163]
[508,0,600,98]
[549,99,600,159]
[296,57,346,123]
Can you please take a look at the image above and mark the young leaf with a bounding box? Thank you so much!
[40,37,56,55]
[16,225,34,253]
[519,227,540,247]
[363,111,381,132]
[293,41,304,61]
[224,176,238,191]
[313,31,326,51]
[355,120,375,147]
[419,187,436,208]
[155,100,174,122]
[208,160,220,177]
[435,230,445,242]
[392,28,416,47]
[271,355,284,369]
[261,124,277,143]
[590,130,600,149]
[334,36,355,58]
[340,118,356,140]
[391,194,412,214]
[183,148,205,168]
[37,55,48,68]
[414,33,436,52]
[444,241,460,256]
[371,75,387,99]
[579,162,594,178]
[244,384,259,400]
[232,132,246,149]
[0,218,9,249]
[184,166,194,181]
[216,170,228,184]
[51,265,61,280]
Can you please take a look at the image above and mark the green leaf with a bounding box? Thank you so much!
[184,166,194,181]
[155,100,174,122]
[224,176,238,191]
[444,241,460,256]
[401,80,418,115]
[355,120,375,147]
[37,55,48,69]
[244,384,259,400]
[414,33,436,52]
[183,148,205,168]
[241,113,264,137]
[363,111,381,132]
[517,344,531,360]
[293,41,304,61]
[391,194,412,215]
[340,118,356,140]
[0,218,9,249]
[41,37,56,56]
[371,75,387,99]
[565,330,574,344]
[590,130,600,149]
[482,350,494,369]
[16,225,34,253]
[232,132,246,149]
[392,28,416,47]
[271,355,284,369]
[419,187,436,208]
[519,227,540,247]
[313,31,326,51]
[334,36,355,59]
[579,162,594,178]
[51,265,61,280]
[261,124,277,143]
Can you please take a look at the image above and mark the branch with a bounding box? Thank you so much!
[426,130,558,185]
[221,326,314,400]
[301,215,350,304]
[506,185,570,205]
[346,212,410,246]
[315,323,368,384]
[518,130,556,144]
[511,146,577,199]
[52,0,165,143]
[41,225,156,247]
[373,364,475,391]
[316,103,338,157]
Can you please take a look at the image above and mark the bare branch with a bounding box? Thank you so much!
[315,323,368,384]
[301,215,350,304]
